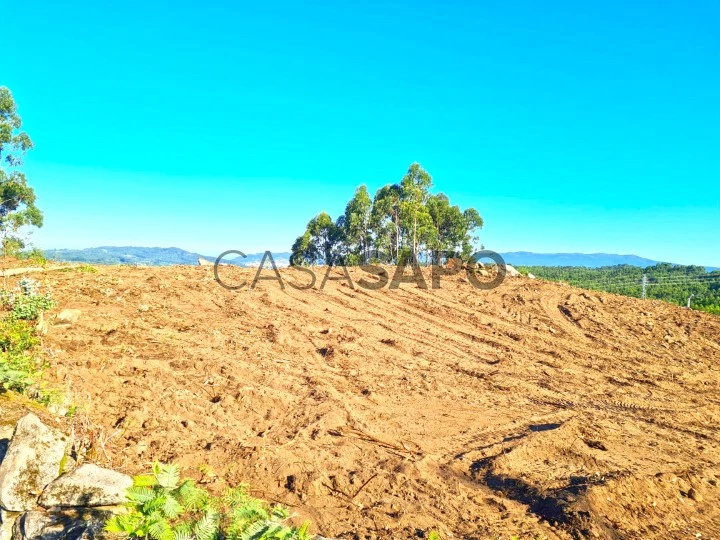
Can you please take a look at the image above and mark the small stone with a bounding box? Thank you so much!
[56,309,82,324]
[677,478,691,492]
[688,488,703,502]
[0,414,70,512]
[39,463,132,508]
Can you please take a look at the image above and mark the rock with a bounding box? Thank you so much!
[505,265,521,278]
[0,414,71,512]
[39,464,132,508]
[688,488,703,502]
[0,509,19,540]
[198,257,213,266]
[527,273,536,280]
[56,309,82,325]
[12,508,112,540]
[677,478,691,492]
[35,312,48,336]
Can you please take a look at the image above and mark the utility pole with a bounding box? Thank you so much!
[641,275,647,300]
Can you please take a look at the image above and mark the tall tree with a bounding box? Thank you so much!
[371,184,403,262]
[399,163,432,263]
[291,212,344,265]
[342,185,372,262]
[0,87,42,256]
[291,162,485,266]
[290,231,318,266]
[460,208,484,259]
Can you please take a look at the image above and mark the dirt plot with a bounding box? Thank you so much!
[32,264,720,538]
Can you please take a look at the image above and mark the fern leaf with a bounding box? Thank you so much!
[127,486,156,504]
[270,505,289,520]
[156,463,181,489]
[193,509,220,540]
[162,493,184,519]
[173,529,194,540]
[134,473,160,487]
[178,480,210,511]
[148,518,172,540]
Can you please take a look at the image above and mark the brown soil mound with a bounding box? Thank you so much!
[32,265,720,538]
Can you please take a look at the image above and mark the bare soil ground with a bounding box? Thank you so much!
[27,264,720,538]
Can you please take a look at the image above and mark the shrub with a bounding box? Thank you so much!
[0,318,43,394]
[105,462,312,540]
[0,317,39,352]
[77,264,99,273]
[0,280,56,401]
[1,277,56,320]
[18,247,48,266]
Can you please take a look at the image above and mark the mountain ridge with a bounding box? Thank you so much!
[42,246,717,270]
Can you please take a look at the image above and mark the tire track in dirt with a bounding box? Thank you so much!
[31,265,720,539]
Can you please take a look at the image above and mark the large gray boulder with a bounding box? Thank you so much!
[12,508,111,540]
[0,414,70,512]
[39,464,132,508]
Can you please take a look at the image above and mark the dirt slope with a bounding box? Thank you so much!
[33,265,720,539]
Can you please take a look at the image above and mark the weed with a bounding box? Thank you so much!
[105,462,312,540]
[0,318,42,393]
[76,264,99,273]
[1,278,56,321]
[0,281,57,402]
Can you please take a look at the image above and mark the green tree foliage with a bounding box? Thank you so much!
[341,185,372,265]
[516,263,720,315]
[105,462,312,540]
[291,163,483,266]
[0,87,42,256]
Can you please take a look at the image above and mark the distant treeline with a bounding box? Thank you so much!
[290,163,483,266]
[517,263,720,315]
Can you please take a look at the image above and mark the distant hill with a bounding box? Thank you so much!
[499,252,662,268]
[43,247,715,271]
[44,247,291,267]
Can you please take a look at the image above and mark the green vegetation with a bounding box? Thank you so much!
[291,163,483,266]
[517,263,720,314]
[0,277,56,401]
[0,86,43,257]
[0,318,42,393]
[105,462,312,540]
[17,246,48,266]
[1,277,56,320]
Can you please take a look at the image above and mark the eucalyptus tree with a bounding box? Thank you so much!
[342,185,372,263]
[399,163,432,263]
[0,87,42,256]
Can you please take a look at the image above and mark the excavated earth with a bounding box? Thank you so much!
[25,264,720,538]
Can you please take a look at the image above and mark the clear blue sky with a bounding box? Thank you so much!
[4,0,719,265]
